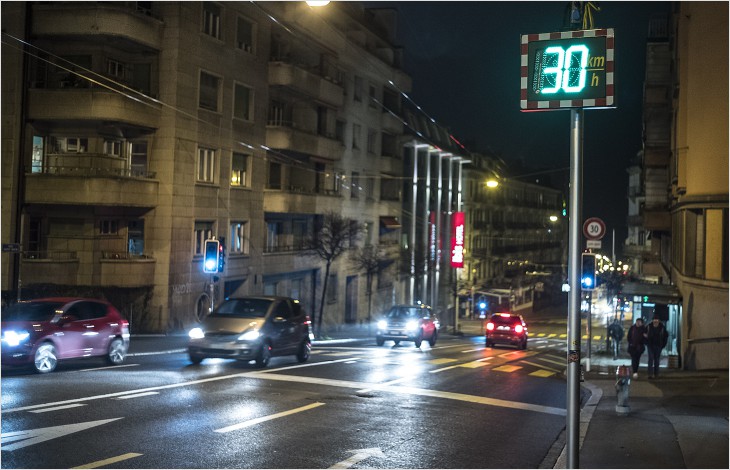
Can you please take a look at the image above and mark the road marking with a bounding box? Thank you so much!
[329,447,385,469]
[521,360,561,373]
[245,371,566,416]
[214,402,325,433]
[72,453,143,469]
[114,392,160,400]
[459,360,489,369]
[548,333,557,338]
[430,357,492,373]
[493,365,522,373]
[539,357,567,367]
[428,358,458,365]
[77,364,140,372]
[529,370,556,378]
[460,347,486,353]
[1,418,122,451]
[30,404,86,413]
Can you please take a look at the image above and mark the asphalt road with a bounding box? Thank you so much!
[1,331,580,469]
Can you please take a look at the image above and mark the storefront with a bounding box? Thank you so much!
[620,282,682,360]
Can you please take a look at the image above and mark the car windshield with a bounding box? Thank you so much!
[2,302,64,322]
[491,315,520,325]
[212,298,272,318]
[385,306,426,320]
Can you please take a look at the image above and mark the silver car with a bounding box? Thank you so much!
[188,296,312,367]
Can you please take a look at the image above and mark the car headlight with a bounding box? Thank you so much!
[377,320,388,330]
[238,329,260,341]
[2,330,30,347]
[188,327,205,339]
[405,320,418,331]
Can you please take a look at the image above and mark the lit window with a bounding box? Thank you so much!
[230,221,249,254]
[194,221,214,255]
[231,153,248,187]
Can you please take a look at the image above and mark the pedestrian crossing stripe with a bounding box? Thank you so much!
[459,360,490,368]
[529,370,555,378]
[428,358,458,365]
[493,365,522,373]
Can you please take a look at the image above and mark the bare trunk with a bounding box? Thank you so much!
[317,261,332,338]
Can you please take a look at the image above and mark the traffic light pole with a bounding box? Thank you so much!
[566,109,584,468]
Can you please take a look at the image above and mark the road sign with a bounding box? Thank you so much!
[520,28,615,111]
[583,217,606,240]
[586,240,602,249]
[2,243,21,252]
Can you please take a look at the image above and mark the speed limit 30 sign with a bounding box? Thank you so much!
[583,217,606,240]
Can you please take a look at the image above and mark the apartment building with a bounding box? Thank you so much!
[1,2,410,333]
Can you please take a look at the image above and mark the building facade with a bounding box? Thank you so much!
[1,2,411,333]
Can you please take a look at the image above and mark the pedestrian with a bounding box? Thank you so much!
[608,318,624,360]
[646,315,669,378]
[626,317,646,378]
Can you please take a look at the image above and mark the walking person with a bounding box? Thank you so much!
[626,317,646,378]
[608,318,624,360]
[646,315,669,378]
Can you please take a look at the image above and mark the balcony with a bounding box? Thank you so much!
[643,208,671,231]
[268,62,344,107]
[25,160,159,209]
[99,254,156,287]
[21,251,79,285]
[266,126,343,161]
[32,3,163,51]
[28,89,161,130]
[644,148,670,168]
[382,110,404,133]
[264,189,318,214]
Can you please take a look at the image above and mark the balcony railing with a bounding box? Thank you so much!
[23,250,77,260]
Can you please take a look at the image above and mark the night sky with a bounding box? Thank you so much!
[367,1,672,254]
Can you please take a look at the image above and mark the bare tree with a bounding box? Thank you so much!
[305,212,362,338]
[350,245,387,334]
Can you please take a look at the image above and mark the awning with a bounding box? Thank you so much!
[380,216,401,229]
[620,282,682,304]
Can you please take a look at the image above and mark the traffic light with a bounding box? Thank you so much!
[581,253,597,290]
[203,239,220,273]
[217,242,225,273]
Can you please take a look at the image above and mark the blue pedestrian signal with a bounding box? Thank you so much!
[203,239,220,273]
[581,253,597,290]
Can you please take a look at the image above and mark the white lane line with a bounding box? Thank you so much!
[214,402,325,433]
[3,358,356,414]
[114,392,160,400]
[356,376,416,394]
[30,404,86,413]
[72,452,143,469]
[246,371,566,416]
[76,364,140,372]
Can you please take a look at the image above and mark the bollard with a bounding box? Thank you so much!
[615,365,631,414]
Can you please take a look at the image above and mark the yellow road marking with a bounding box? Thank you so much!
[493,365,522,373]
[529,370,556,378]
[460,360,489,368]
[428,358,458,365]
[73,453,143,469]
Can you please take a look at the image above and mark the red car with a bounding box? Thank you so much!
[485,313,528,349]
[1,298,130,373]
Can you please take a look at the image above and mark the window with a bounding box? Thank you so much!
[236,16,255,52]
[50,137,88,153]
[352,124,361,149]
[336,119,345,145]
[354,76,363,102]
[231,153,249,187]
[230,221,249,255]
[367,129,377,154]
[199,71,220,111]
[369,83,377,108]
[107,59,125,79]
[293,219,308,250]
[234,83,253,120]
[99,219,119,235]
[128,219,144,256]
[365,174,375,199]
[130,142,148,176]
[104,140,123,157]
[203,2,221,39]
[194,221,214,255]
[31,136,43,173]
[197,147,216,183]
[381,132,396,157]
[266,221,283,252]
[268,161,281,189]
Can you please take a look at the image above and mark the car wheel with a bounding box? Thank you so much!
[296,338,311,363]
[521,338,528,350]
[376,336,385,346]
[414,331,423,348]
[485,340,492,348]
[256,342,272,368]
[428,330,438,347]
[34,342,58,374]
[106,337,127,365]
[189,354,204,364]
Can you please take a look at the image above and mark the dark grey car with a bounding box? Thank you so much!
[187,296,312,367]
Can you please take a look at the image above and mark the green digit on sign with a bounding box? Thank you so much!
[542,46,564,93]
[563,45,588,92]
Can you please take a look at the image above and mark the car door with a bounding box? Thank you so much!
[82,301,116,355]
[269,300,295,353]
[56,302,90,359]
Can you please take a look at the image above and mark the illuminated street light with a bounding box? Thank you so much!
[306,1,330,6]
[486,179,499,188]
[549,215,559,222]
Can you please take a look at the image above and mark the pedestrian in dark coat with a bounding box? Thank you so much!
[608,319,624,360]
[646,316,669,378]
[627,317,646,378]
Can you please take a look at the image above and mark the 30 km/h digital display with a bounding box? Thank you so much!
[520,29,615,111]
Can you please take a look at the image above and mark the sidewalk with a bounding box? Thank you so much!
[128,327,729,469]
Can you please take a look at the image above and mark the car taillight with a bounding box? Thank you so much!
[514,324,524,333]
[486,322,495,331]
